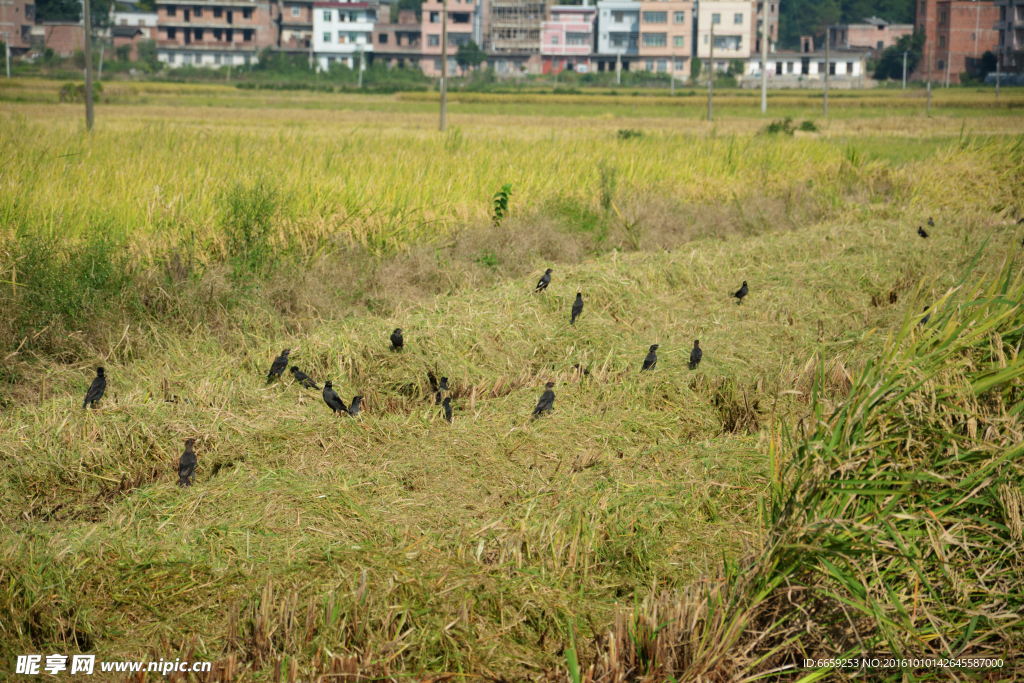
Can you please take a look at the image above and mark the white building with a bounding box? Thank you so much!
[312,0,376,70]
[696,0,752,71]
[595,0,640,69]
[743,48,870,84]
[110,1,158,35]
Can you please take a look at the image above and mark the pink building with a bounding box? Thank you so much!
[541,4,597,74]
[420,0,483,76]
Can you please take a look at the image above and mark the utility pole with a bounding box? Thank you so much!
[995,50,1000,100]
[670,51,674,95]
[83,0,95,131]
[760,2,769,113]
[4,32,10,78]
[926,42,932,114]
[439,0,447,131]
[707,21,713,122]
[616,50,621,85]
[902,50,907,89]
[357,49,364,87]
[944,48,950,88]
[823,27,829,117]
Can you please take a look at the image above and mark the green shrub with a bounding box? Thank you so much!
[220,178,281,278]
[798,120,818,132]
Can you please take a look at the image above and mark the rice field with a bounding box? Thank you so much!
[0,83,1023,681]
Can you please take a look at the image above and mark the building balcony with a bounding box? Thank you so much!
[156,38,257,48]
[157,0,264,6]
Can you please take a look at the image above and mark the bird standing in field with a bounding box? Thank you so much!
[290,367,320,390]
[570,292,584,325]
[535,268,553,293]
[442,396,453,423]
[642,344,659,372]
[733,281,748,304]
[688,340,702,370]
[532,382,556,418]
[927,217,935,228]
[919,306,931,326]
[348,396,363,417]
[918,226,929,239]
[178,438,197,488]
[435,376,449,405]
[322,381,348,414]
[390,328,404,352]
[267,349,290,383]
[83,367,106,409]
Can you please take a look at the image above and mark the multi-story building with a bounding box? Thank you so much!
[487,0,549,72]
[155,0,277,67]
[696,0,753,72]
[636,0,691,75]
[373,7,421,67]
[540,3,595,73]
[744,46,869,85]
[827,16,912,56]
[917,0,999,83]
[994,0,1023,70]
[420,0,483,76]
[595,0,639,72]
[752,0,778,54]
[1,0,36,54]
[312,0,376,70]
[276,0,314,53]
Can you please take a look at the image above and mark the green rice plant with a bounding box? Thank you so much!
[220,177,282,279]
[492,183,512,227]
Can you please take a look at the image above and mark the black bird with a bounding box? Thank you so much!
[178,438,197,488]
[570,292,584,325]
[919,306,931,326]
[642,344,659,372]
[435,376,449,405]
[534,268,553,293]
[927,217,935,228]
[572,363,591,378]
[267,349,290,383]
[918,226,929,239]
[532,381,555,418]
[442,396,452,423]
[348,395,363,417]
[391,328,404,352]
[322,381,348,414]
[733,281,748,303]
[83,367,106,409]
[290,367,320,390]
[688,340,702,370]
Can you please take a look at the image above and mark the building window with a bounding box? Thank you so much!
[551,35,559,44]
[673,11,685,23]
[939,36,945,47]
[786,61,793,73]
[213,28,221,39]
[829,61,835,75]
[195,28,203,39]
[939,11,946,25]
[645,59,653,69]
[430,11,439,22]
[213,7,221,17]
[712,13,720,24]
[734,13,742,24]
[673,35,684,47]
[434,58,442,70]
[323,10,331,21]
[846,61,853,74]
[243,29,252,40]
[643,11,666,23]
[566,32,589,45]
[657,59,667,72]
[242,8,251,19]
[214,54,221,64]
[291,6,300,16]
[613,11,624,22]
[920,1,925,11]
[167,5,176,16]
[194,7,202,17]
[379,33,388,43]
[337,31,346,42]
[167,27,176,38]
[642,32,666,47]
[323,31,330,42]
[674,59,684,70]
[713,35,740,50]
[428,34,439,45]
[938,59,945,69]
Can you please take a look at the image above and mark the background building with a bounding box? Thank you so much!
[696,0,753,72]
[420,0,483,76]
[540,3,595,73]
[1,0,37,55]
[752,0,777,54]
[994,0,1023,71]
[744,46,870,87]
[636,0,691,76]
[827,16,912,57]
[595,0,639,72]
[487,0,549,73]
[917,0,999,83]
[373,7,421,67]
[156,0,277,67]
[312,0,376,70]
[276,0,314,54]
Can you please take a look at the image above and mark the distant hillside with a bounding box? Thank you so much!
[778,0,917,50]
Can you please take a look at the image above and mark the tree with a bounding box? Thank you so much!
[778,0,916,50]
[455,40,485,72]
[392,0,421,22]
[137,39,159,70]
[35,0,81,21]
[872,29,924,80]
